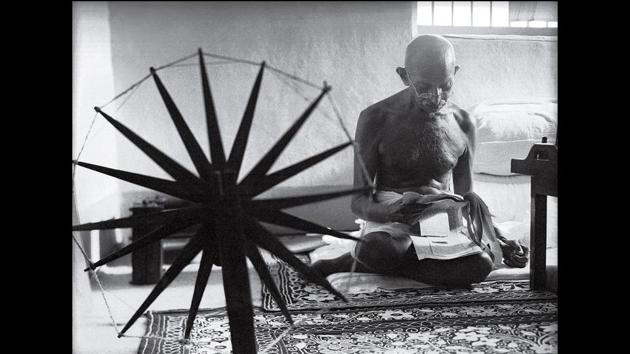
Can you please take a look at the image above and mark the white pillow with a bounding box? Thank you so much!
[473,173,530,223]
[470,98,557,176]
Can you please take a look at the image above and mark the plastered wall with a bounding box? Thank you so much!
[80,2,557,232]
[107,1,413,189]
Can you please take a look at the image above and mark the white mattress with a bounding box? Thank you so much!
[473,173,532,223]
[326,251,557,294]
[311,240,558,294]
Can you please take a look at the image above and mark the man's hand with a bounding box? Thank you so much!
[499,238,529,268]
[388,192,426,224]
[388,191,462,224]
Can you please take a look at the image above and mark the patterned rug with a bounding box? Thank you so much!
[139,254,557,353]
[140,300,557,354]
[261,255,556,311]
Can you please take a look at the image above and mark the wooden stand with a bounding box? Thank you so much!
[129,205,164,285]
[511,139,557,291]
[213,170,257,353]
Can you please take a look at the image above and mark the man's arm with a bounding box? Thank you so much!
[350,110,392,223]
[452,109,476,196]
[452,110,529,265]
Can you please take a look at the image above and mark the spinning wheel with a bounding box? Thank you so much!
[72,49,370,353]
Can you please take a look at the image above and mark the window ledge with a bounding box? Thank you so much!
[416,25,557,37]
[441,34,557,42]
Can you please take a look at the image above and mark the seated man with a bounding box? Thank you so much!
[312,35,527,288]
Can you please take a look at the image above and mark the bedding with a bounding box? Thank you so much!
[473,173,557,248]
[469,95,558,249]
[470,97,557,176]
[310,242,558,294]
[473,173,531,223]
[326,259,557,294]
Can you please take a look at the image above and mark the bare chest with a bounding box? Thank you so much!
[378,115,467,182]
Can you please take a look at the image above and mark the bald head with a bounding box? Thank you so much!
[404,35,457,79]
[396,35,460,114]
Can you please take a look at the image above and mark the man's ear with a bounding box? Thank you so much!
[396,67,410,86]
[454,65,460,75]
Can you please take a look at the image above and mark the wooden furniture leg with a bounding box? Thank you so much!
[530,190,548,290]
[511,140,557,292]
[130,205,164,285]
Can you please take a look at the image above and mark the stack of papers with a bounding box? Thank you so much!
[410,230,482,260]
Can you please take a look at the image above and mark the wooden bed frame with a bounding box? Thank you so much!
[511,138,558,291]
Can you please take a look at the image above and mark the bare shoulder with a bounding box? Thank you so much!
[358,103,386,131]
[358,91,404,134]
[449,103,475,136]
[359,90,409,128]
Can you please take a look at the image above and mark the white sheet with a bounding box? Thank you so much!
[470,97,557,176]
[313,246,558,294]
[473,173,557,249]
[311,229,558,291]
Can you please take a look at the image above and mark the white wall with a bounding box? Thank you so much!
[73,2,121,228]
[106,1,413,195]
[73,3,114,350]
[77,2,557,233]
[102,1,415,230]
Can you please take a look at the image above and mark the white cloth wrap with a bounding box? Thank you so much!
[352,191,483,261]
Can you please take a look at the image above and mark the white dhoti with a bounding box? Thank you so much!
[353,191,484,261]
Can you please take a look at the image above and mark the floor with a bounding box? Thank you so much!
[73,246,557,354]
[74,254,263,354]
